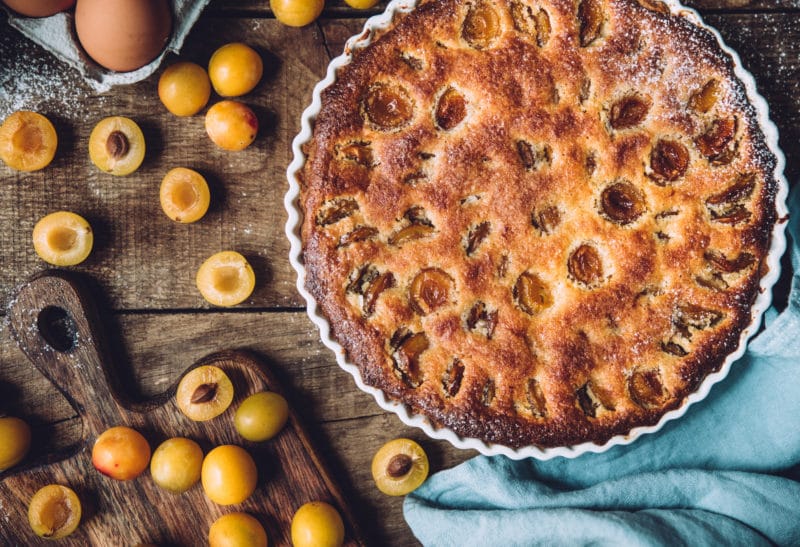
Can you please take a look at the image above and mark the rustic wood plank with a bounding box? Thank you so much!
[0,307,472,546]
[320,414,474,547]
[1,4,795,547]
[704,13,800,187]
[1,274,367,545]
[1,13,796,312]
[689,0,800,9]
[207,0,800,16]
[1,11,796,542]
[0,16,331,311]
[0,310,391,432]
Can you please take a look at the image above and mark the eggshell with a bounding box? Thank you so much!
[2,0,75,17]
[74,0,172,73]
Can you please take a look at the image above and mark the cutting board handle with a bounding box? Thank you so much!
[7,271,138,435]
[2,271,367,545]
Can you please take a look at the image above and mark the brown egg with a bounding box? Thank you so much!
[2,0,75,17]
[75,0,172,73]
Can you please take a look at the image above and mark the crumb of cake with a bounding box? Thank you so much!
[299,0,779,448]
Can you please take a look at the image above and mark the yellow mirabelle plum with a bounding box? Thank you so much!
[160,167,211,223]
[32,211,93,266]
[196,251,256,307]
[208,43,263,97]
[158,61,212,116]
[0,111,57,171]
[205,100,258,151]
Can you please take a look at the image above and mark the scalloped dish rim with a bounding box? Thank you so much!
[284,0,790,460]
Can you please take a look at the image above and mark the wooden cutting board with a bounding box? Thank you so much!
[0,271,366,546]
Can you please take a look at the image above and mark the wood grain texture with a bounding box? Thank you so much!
[1,13,796,311]
[0,15,331,311]
[207,0,800,15]
[0,273,365,546]
[0,299,474,546]
[0,3,796,546]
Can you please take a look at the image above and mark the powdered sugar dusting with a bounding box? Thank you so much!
[286,0,789,459]
[0,26,100,121]
[596,0,780,176]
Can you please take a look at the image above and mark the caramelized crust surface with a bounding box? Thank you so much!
[300,0,778,448]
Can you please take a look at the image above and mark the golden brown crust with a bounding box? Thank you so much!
[300,0,779,448]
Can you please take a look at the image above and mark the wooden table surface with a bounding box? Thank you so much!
[0,1,798,545]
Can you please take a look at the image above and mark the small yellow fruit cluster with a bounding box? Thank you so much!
[3,44,262,308]
[89,113,254,305]
[172,364,347,546]
[21,360,295,541]
[0,113,119,268]
[1,412,80,540]
[173,366,296,544]
[38,365,291,542]
[171,364,293,545]
[156,42,264,307]
[84,424,266,542]
[176,364,289,442]
[19,120,218,272]
[0,111,148,177]
[270,0,379,28]
[159,43,262,152]
[26,423,149,541]
[19,363,350,544]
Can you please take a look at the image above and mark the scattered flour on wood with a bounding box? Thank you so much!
[0,26,106,121]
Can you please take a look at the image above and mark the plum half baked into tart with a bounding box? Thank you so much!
[298,0,780,448]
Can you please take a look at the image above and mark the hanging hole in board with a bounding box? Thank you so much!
[37,306,78,352]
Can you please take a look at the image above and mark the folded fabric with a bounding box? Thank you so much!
[404,189,800,545]
[406,465,800,545]
[4,0,210,92]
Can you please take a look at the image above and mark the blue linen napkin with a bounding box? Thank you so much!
[404,187,800,546]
